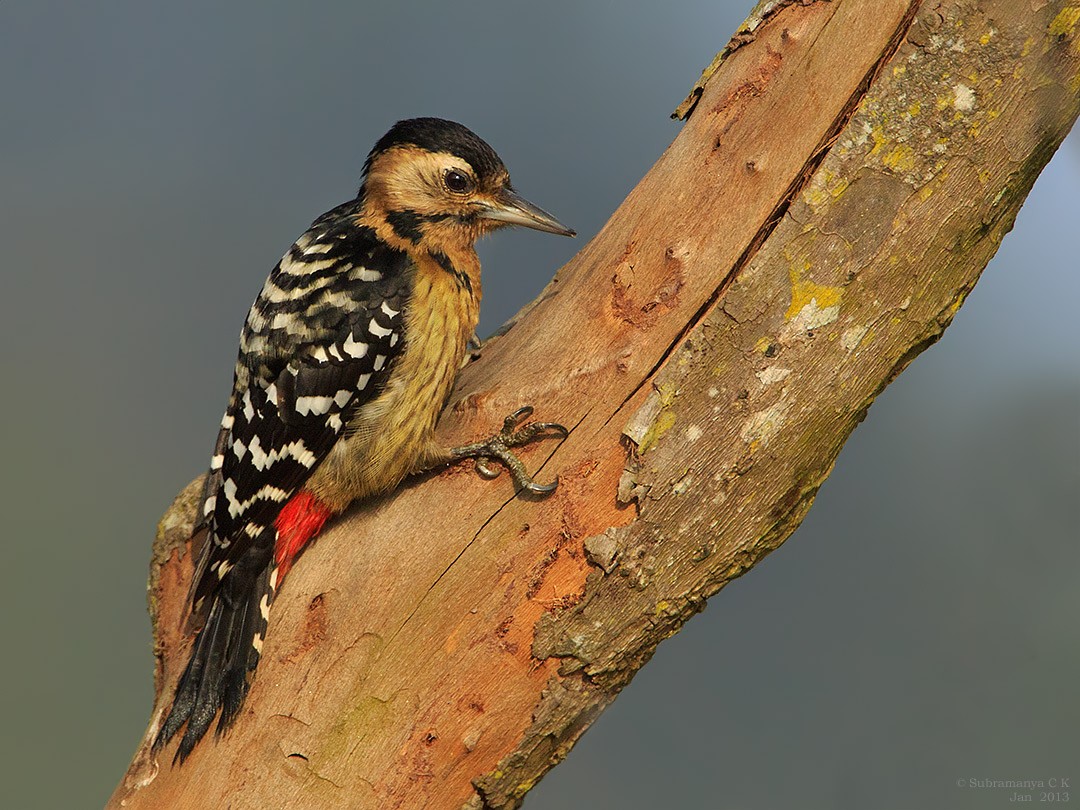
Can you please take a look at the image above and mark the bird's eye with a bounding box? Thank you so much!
[444,169,474,194]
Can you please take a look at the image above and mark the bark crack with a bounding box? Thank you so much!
[674,0,840,120]
[382,409,590,651]
[616,0,923,426]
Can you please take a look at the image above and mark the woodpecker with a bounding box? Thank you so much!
[154,118,574,762]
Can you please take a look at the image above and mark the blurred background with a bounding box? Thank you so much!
[2,2,1076,808]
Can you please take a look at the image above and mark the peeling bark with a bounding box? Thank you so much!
[108,1,1080,807]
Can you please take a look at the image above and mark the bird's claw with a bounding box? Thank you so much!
[451,406,568,494]
[499,406,569,446]
[474,458,502,480]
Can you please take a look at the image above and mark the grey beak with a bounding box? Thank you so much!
[480,188,576,237]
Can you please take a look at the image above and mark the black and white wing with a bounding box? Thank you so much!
[189,201,412,613]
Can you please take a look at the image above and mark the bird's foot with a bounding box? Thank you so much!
[450,406,567,494]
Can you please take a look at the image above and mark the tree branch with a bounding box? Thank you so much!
[109,1,1080,807]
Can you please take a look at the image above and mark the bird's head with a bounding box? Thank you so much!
[360,118,574,251]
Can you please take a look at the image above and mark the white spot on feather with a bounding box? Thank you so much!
[280,253,333,274]
[369,318,392,338]
[343,333,368,359]
[295,395,334,416]
[223,479,289,518]
[247,434,317,469]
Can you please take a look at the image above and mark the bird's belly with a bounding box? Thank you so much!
[306,274,477,510]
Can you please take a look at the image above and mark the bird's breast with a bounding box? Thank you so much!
[307,252,480,507]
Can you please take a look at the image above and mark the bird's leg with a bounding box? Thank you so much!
[467,331,483,360]
[449,406,568,494]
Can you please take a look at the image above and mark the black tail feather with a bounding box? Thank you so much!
[154,546,275,763]
[217,564,272,734]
